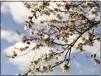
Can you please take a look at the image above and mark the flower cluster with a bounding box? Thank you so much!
[61,63,70,72]
[76,43,85,53]
[87,53,100,65]
[6,51,17,58]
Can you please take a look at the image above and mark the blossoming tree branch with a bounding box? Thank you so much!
[5,1,100,75]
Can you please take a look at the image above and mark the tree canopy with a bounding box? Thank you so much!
[6,1,100,75]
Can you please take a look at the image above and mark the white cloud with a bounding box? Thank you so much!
[1,2,31,24]
[1,29,20,43]
[3,39,100,75]
[0,1,80,24]
[1,2,9,13]
[84,41,100,56]
[3,42,54,70]
[2,29,100,75]
[1,1,61,24]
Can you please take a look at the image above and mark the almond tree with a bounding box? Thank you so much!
[6,1,100,75]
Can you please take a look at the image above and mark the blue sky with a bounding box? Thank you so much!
[1,10,24,75]
[1,1,100,75]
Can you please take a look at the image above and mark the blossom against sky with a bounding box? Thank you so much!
[1,1,100,75]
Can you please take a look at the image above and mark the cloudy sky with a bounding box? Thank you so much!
[1,1,100,75]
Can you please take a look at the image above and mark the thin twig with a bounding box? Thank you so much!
[95,49,100,54]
